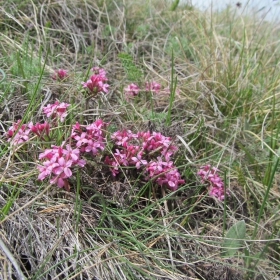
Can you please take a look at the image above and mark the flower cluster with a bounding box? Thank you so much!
[145,81,161,93]
[123,81,161,100]
[6,101,69,146]
[51,69,68,80]
[197,164,228,200]
[146,157,184,190]
[123,80,181,100]
[7,66,223,198]
[6,120,32,145]
[37,144,86,188]
[29,121,50,140]
[124,83,139,100]
[104,129,184,190]
[37,119,107,187]
[81,67,109,94]
[71,119,107,156]
[42,101,70,122]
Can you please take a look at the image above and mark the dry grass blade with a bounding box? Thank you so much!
[0,236,26,280]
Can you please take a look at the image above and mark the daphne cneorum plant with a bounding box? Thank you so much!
[6,66,225,199]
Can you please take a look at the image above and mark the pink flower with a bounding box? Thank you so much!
[104,156,119,176]
[71,119,107,156]
[106,128,184,191]
[114,149,129,166]
[6,120,32,145]
[197,165,228,200]
[141,131,177,161]
[74,132,88,149]
[124,83,139,100]
[51,69,68,80]
[37,144,85,188]
[42,101,70,122]
[53,177,65,188]
[146,157,165,176]
[81,67,109,94]
[111,130,136,147]
[38,158,59,180]
[39,148,55,160]
[91,67,107,79]
[131,151,147,169]
[145,81,161,93]
[53,157,72,178]
[63,144,86,167]
[146,158,184,191]
[85,139,104,155]
[29,121,50,139]
[131,156,148,169]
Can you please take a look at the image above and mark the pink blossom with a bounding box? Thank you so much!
[6,120,32,145]
[145,81,161,93]
[131,151,147,169]
[124,83,139,100]
[74,132,88,150]
[197,165,228,200]
[114,149,129,166]
[111,130,136,147]
[146,158,184,191]
[38,157,59,180]
[72,122,81,131]
[106,128,184,191]
[71,119,107,156]
[53,157,72,177]
[42,101,70,122]
[146,157,166,176]
[85,139,104,155]
[37,144,85,189]
[39,148,54,160]
[81,67,109,94]
[39,145,63,161]
[29,121,50,139]
[104,156,119,176]
[158,168,185,191]
[141,131,177,161]
[131,156,148,169]
[91,67,107,79]
[51,69,68,80]
[63,144,86,167]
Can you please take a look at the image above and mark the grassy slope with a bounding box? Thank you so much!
[0,0,279,279]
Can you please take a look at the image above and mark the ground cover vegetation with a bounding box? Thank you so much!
[0,0,279,279]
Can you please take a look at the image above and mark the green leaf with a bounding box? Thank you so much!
[222,220,246,257]
[170,0,180,11]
